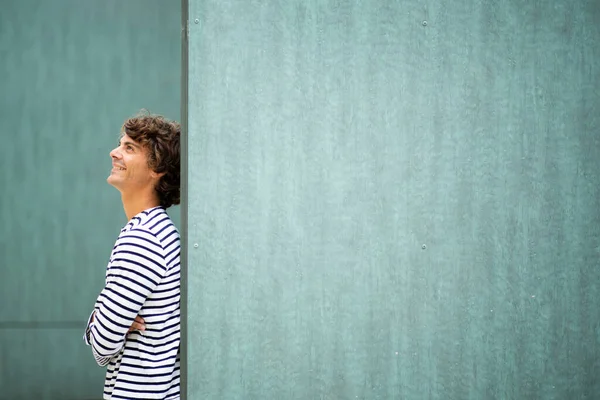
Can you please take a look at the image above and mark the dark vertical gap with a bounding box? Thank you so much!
[180,0,189,398]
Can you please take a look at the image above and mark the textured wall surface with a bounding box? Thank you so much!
[0,1,181,398]
[185,0,600,399]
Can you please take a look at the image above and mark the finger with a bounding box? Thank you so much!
[135,316,145,323]
[133,322,146,331]
[128,322,145,332]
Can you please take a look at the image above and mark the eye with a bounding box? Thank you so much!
[126,145,134,151]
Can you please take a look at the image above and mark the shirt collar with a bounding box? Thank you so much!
[121,206,164,232]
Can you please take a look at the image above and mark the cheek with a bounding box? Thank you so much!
[131,165,154,182]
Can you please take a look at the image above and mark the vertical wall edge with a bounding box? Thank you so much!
[179,0,189,397]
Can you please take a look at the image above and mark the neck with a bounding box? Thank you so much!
[121,190,162,221]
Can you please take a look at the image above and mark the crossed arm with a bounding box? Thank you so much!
[83,229,166,366]
[91,312,146,332]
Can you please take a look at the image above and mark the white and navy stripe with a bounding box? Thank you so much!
[84,206,180,400]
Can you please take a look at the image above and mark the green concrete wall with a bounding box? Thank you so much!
[0,1,181,398]
[183,0,600,399]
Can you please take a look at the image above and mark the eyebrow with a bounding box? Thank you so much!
[120,140,140,149]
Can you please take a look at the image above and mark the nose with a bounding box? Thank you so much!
[110,145,121,160]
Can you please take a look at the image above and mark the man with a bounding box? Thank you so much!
[84,112,181,400]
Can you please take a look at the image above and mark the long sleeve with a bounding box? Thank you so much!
[86,228,166,367]
[83,309,96,346]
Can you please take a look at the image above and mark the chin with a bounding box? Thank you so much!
[107,175,119,188]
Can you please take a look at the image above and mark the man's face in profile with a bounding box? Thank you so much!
[107,133,158,194]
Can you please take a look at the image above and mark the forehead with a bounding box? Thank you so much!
[119,133,135,142]
[119,133,143,146]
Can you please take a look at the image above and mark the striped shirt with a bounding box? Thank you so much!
[84,206,181,399]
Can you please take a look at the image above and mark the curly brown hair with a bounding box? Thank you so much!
[122,111,181,208]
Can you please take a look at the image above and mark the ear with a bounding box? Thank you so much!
[150,170,166,180]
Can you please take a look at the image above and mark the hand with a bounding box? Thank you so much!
[128,315,146,332]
